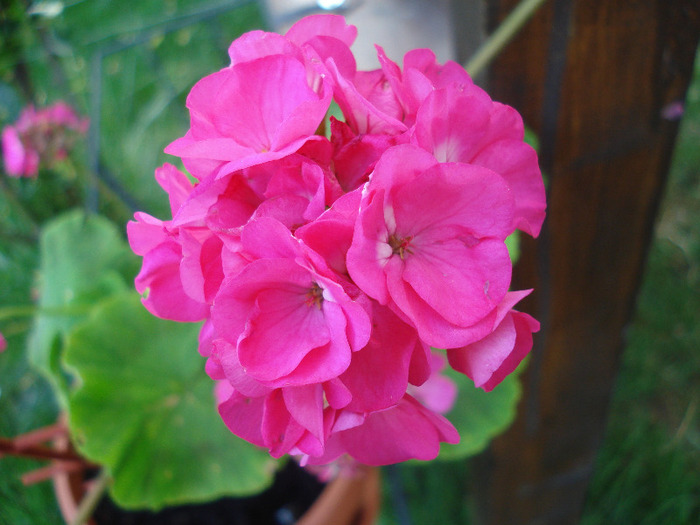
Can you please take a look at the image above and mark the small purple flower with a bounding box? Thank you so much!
[661,101,684,121]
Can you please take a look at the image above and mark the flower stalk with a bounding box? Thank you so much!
[70,470,112,525]
[465,0,549,77]
[0,304,93,321]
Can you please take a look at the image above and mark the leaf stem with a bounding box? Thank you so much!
[71,469,112,525]
[465,0,549,77]
[0,436,87,463]
[0,304,94,321]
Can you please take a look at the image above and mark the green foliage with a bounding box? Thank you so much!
[582,240,700,524]
[670,47,700,194]
[64,292,277,509]
[0,307,62,525]
[1,1,271,516]
[0,82,21,123]
[506,230,520,264]
[439,367,521,460]
[379,461,471,525]
[14,209,279,510]
[59,1,263,218]
[0,154,61,524]
[27,210,137,405]
[4,1,263,219]
[52,0,257,47]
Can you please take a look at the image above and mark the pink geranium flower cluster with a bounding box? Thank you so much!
[128,15,546,466]
[1,101,89,177]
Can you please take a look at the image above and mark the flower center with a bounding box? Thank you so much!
[305,282,324,309]
[388,234,413,260]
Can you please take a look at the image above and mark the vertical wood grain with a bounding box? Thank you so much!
[470,1,700,523]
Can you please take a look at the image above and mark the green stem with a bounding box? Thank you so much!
[70,470,112,525]
[465,0,549,77]
[0,305,36,320]
[0,304,94,321]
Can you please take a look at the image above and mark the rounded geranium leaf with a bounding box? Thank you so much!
[437,365,521,460]
[28,210,137,405]
[64,292,276,510]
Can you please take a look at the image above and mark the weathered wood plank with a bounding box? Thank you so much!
[471,1,700,523]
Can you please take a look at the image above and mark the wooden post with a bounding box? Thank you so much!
[471,1,700,524]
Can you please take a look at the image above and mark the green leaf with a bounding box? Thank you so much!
[0,233,63,525]
[524,125,539,151]
[27,209,136,405]
[438,366,521,460]
[506,230,520,264]
[64,292,277,509]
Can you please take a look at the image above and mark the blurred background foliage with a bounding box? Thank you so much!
[0,1,699,523]
[2,0,263,221]
[1,2,264,523]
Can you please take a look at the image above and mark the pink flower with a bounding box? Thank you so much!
[347,144,515,349]
[246,154,343,230]
[127,14,546,466]
[1,101,88,177]
[0,331,7,352]
[211,217,371,388]
[338,303,432,413]
[409,351,458,414]
[228,14,357,80]
[216,376,459,465]
[210,290,457,465]
[329,117,407,192]
[213,345,354,458]
[301,394,460,466]
[328,46,472,138]
[127,164,209,322]
[324,46,482,194]
[40,102,89,133]
[131,235,210,322]
[218,382,346,459]
[2,126,38,177]
[172,18,354,179]
[295,189,363,276]
[165,54,332,179]
[412,84,546,237]
[447,291,540,392]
